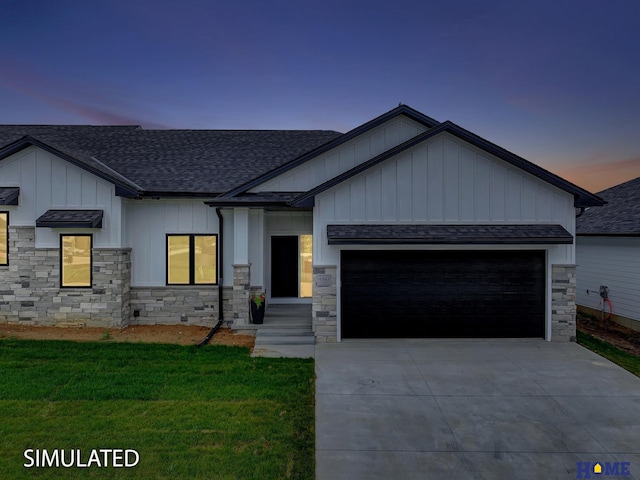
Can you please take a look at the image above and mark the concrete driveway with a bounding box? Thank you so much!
[315,339,640,480]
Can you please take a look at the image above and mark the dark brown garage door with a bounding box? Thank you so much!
[340,250,545,338]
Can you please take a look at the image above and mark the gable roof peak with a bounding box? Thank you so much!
[222,105,441,197]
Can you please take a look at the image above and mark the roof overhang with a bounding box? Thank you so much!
[36,209,104,228]
[204,192,310,210]
[327,224,574,245]
[0,187,20,205]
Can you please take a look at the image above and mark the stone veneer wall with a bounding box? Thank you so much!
[222,286,234,326]
[312,265,337,342]
[129,287,217,326]
[0,226,131,328]
[551,264,577,342]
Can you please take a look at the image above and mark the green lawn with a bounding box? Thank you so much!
[0,339,315,479]
[577,330,640,377]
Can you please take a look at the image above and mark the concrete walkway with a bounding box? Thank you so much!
[315,339,640,480]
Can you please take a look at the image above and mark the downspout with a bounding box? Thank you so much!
[196,207,225,347]
[216,207,224,323]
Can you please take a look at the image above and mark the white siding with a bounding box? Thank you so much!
[248,209,265,287]
[0,146,122,247]
[313,133,576,266]
[124,199,219,287]
[250,115,428,193]
[576,236,640,322]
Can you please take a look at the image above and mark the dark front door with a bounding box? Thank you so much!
[271,236,299,297]
[341,250,545,339]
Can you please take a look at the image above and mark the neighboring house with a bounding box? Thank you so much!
[576,176,640,332]
[0,105,604,342]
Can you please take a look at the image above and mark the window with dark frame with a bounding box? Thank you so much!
[0,212,8,266]
[60,234,92,288]
[167,234,217,285]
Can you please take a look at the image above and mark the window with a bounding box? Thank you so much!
[61,235,92,287]
[300,235,312,298]
[0,212,7,265]
[167,234,217,285]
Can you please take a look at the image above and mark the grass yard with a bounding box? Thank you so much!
[577,330,640,377]
[0,339,315,479]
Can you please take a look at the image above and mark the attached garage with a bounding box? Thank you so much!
[262,106,605,342]
[340,249,545,339]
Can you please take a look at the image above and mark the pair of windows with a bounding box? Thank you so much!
[166,235,218,285]
[59,233,218,288]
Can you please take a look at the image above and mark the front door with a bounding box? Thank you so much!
[271,236,299,297]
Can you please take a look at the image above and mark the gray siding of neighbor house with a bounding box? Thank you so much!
[576,236,640,323]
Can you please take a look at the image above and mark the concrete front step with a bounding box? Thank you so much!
[255,334,315,346]
[263,317,312,324]
[258,328,314,337]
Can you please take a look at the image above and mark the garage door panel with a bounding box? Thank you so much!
[341,250,545,338]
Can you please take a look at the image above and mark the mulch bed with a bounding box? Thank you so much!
[0,324,255,349]
[577,313,640,357]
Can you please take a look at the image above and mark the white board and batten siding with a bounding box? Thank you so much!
[313,133,576,266]
[124,200,220,287]
[250,115,428,193]
[576,237,640,322]
[0,146,122,248]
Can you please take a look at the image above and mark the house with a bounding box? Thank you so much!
[0,105,604,342]
[576,176,640,332]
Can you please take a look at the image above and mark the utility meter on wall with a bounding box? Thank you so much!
[599,285,609,299]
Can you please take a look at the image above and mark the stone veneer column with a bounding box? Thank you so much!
[91,248,132,327]
[232,264,251,326]
[551,264,577,342]
[312,265,337,343]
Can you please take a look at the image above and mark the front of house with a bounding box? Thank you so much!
[0,106,604,342]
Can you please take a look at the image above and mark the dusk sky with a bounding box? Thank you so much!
[2,0,639,193]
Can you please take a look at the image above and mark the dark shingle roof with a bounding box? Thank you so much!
[0,187,20,205]
[36,209,104,228]
[576,176,640,235]
[0,106,607,208]
[327,224,573,245]
[0,126,341,196]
